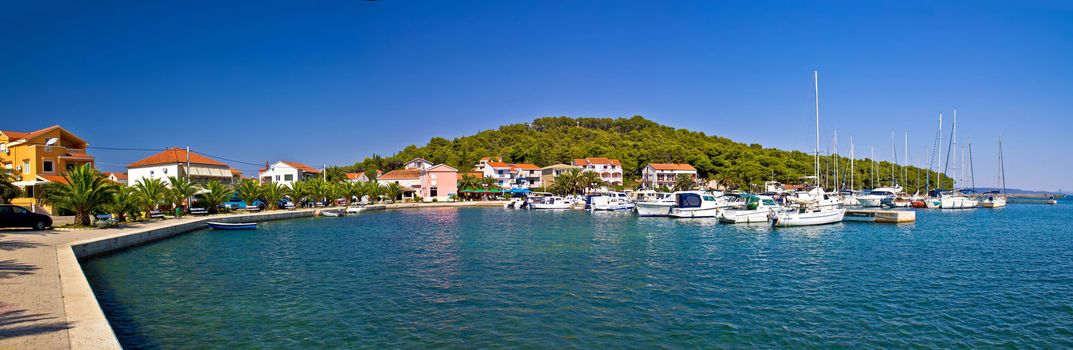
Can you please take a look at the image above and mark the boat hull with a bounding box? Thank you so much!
[207,222,257,230]
[636,202,673,216]
[669,207,717,218]
[941,197,979,209]
[856,196,886,207]
[770,208,846,227]
[717,210,770,224]
[531,203,572,210]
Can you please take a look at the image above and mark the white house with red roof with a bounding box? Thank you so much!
[641,163,697,189]
[127,148,235,187]
[404,158,434,170]
[345,170,382,183]
[259,161,321,187]
[102,172,128,185]
[572,157,624,186]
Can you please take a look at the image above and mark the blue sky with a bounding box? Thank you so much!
[2,0,1071,191]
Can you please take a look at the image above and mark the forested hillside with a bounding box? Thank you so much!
[339,116,949,192]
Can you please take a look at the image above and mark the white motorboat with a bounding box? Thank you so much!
[530,196,573,210]
[768,206,846,227]
[786,187,843,209]
[319,209,344,217]
[668,191,720,218]
[635,192,675,217]
[940,191,979,209]
[718,194,781,224]
[856,187,900,207]
[980,194,1007,208]
[590,192,634,211]
[345,206,363,214]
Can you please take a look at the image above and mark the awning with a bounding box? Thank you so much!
[188,166,231,178]
[12,180,49,186]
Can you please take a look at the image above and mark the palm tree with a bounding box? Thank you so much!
[107,185,142,222]
[167,176,199,214]
[363,181,382,203]
[133,177,169,218]
[289,180,309,208]
[579,171,605,194]
[42,164,116,226]
[340,181,362,206]
[234,179,263,207]
[0,169,21,204]
[198,180,232,213]
[385,182,402,202]
[262,182,287,210]
[673,173,696,191]
[307,178,329,206]
[457,174,481,191]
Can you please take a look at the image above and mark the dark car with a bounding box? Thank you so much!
[0,204,53,230]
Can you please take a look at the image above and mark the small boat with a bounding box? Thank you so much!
[857,186,900,207]
[589,192,634,211]
[345,206,364,214]
[767,207,846,227]
[718,194,781,223]
[530,196,573,210]
[320,209,344,217]
[635,193,675,217]
[207,222,257,230]
[668,191,720,218]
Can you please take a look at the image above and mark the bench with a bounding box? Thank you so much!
[190,207,208,215]
[149,210,165,220]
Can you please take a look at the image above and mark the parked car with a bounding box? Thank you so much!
[221,196,266,210]
[0,204,53,230]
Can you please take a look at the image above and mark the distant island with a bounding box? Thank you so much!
[336,116,951,192]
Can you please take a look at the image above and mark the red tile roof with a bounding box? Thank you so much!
[102,172,129,180]
[514,163,540,170]
[3,125,87,146]
[573,157,621,166]
[647,163,696,171]
[378,169,421,180]
[128,148,228,168]
[229,168,242,175]
[279,161,320,173]
[486,161,512,169]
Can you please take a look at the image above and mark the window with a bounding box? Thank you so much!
[275,175,280,181]
[0,206,10,214]
[430,187,438,197]
[66,163,75,171]
[43,160,54,172]
[22,160,30,174]
[284,174,294,181]
[12,206,28,214]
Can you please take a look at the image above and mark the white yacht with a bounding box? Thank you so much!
[940,191,979,209]
[717,194,781,224]
[530,196,573,210]
[635,192,675,217]
[668,191,720,218]
[856,186,900,207]
[590,192,634,211]
[980,193,1007,208]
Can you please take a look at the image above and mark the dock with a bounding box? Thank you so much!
[1009,198,1058,205]
[845,209,916,223]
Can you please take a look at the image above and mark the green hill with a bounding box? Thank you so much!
[339,116,949,192]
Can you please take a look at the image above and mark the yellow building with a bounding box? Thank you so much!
[0,125,95,213]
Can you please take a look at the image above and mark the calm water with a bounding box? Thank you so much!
[83,203,1073,349]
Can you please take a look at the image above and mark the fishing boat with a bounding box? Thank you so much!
[530,196,573,210]
[635,192,675,217]
[717,194,781,223]
[668,191,720,218]
[207,222,257,230]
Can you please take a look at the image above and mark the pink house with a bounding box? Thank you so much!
[419,164,459,202]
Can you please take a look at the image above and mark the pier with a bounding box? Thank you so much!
[845,209,916,223]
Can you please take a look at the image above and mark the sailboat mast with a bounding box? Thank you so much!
[813,70,821,187]
[871,145,876,189]
[968,140,975,191]
[999,137,1006,195]
[850,137,855,191]
[904,131,909,188]
[937,112,943,190]
[890,130,897,186]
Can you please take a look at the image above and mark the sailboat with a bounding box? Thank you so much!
[938,108,979,209]
[769,70,846,228]
[980,137,1008,208]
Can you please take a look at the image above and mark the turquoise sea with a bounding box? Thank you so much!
[83,202,1073,349]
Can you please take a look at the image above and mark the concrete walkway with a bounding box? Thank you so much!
[0,210,315,349]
